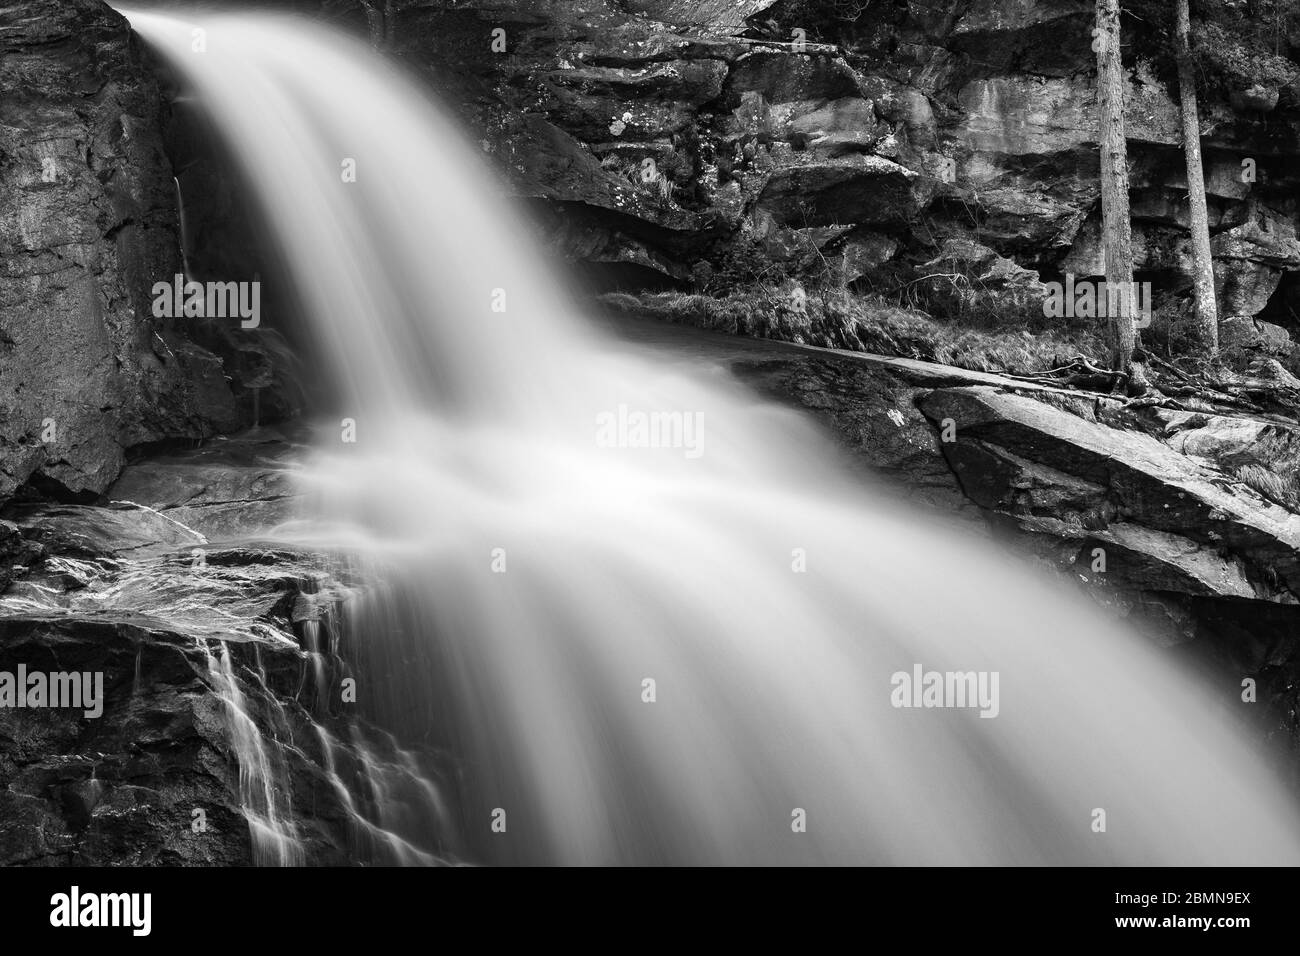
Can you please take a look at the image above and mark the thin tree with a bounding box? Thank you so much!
[1174,0,1219,354]
[1095,0,1138,376]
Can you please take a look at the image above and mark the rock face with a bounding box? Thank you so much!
[0,0,293,505]
[327,0,1282,363]
[0,615,320,866]
[917,386,1300,602]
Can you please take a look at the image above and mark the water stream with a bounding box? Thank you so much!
[118,7,1300,865]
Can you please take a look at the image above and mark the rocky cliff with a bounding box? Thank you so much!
[0,0,297,505]
[376,0,1300,370]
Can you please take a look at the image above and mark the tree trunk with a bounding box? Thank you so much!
[1175,0,1219,354]
[1095,0,1137,374]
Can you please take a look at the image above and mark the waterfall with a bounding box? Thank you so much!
[120,7,1300,865]
[203,642,305,867]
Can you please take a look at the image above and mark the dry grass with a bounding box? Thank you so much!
[1233,463,1300,511]
[601,286,1104,378]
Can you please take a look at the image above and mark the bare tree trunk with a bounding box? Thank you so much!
[1095,0,1137,375]
[1175,0,1219,354]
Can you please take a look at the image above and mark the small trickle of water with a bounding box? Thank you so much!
[203,642,304,867]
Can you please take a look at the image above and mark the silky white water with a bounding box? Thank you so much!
[122,8,1300,865]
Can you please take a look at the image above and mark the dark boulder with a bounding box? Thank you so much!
[0,0,249,502]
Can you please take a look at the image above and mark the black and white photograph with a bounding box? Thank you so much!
[0,0,1297,936]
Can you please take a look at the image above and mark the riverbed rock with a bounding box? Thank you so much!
[919,385,1300,601]
[0,428,449,866]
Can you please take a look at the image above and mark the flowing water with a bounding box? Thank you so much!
[117,7,1300,865]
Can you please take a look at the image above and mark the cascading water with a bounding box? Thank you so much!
[121,7,1300,865]
[202,642,304,866]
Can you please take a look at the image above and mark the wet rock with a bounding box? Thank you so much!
[0,428,449,866]
[0,611,383,866]
[0,0,243,502]
[104,427,301,539]
[731,356,979,519]
[918,385,1300,601]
